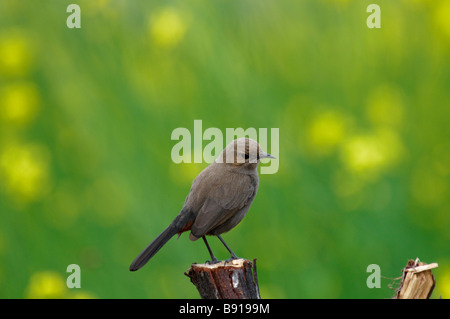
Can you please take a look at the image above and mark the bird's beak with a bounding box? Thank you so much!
[260,152,276,159]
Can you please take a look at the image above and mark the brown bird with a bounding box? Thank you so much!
[129,137,275,271]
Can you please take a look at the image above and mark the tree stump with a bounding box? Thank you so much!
[185,258,260,299]
[394,258,438,299]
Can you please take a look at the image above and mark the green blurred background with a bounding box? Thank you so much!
[1,0,449,298]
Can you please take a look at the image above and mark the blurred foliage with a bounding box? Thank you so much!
[0,0,449,299]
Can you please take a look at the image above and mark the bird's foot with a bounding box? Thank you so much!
[223,254,240,265]
[205,257,221,265]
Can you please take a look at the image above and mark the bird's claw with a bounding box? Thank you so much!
[205,258,220,265]
[223,255,239,265]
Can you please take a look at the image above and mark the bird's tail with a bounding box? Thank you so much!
[129,210,194,271]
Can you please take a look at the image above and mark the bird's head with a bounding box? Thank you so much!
[216,137,276,169]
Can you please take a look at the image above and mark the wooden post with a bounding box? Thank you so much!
[185,258,261,299]
[394,258,438,299]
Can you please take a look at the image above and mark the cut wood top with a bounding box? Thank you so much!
[190,258,248,269]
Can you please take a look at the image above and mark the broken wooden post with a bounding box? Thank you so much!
[185,258,260,299]
[394,258,438,299]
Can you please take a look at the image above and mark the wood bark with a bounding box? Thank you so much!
[185,258,260,299]
[394,258,438,299]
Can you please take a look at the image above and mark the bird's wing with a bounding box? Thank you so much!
[190,173,256,239]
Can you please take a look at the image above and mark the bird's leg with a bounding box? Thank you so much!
[202,236,219,264]
[217,235,238,260]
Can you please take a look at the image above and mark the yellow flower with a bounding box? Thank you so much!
[25,271,66,299]
[0,142,50,203]
[434,1,450,40]
[0,31,34,77]
[340,129,403,178]
[306,111,348,156]
[150,8,188,48]
[25,271,96,299]
[0,82,40,125]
